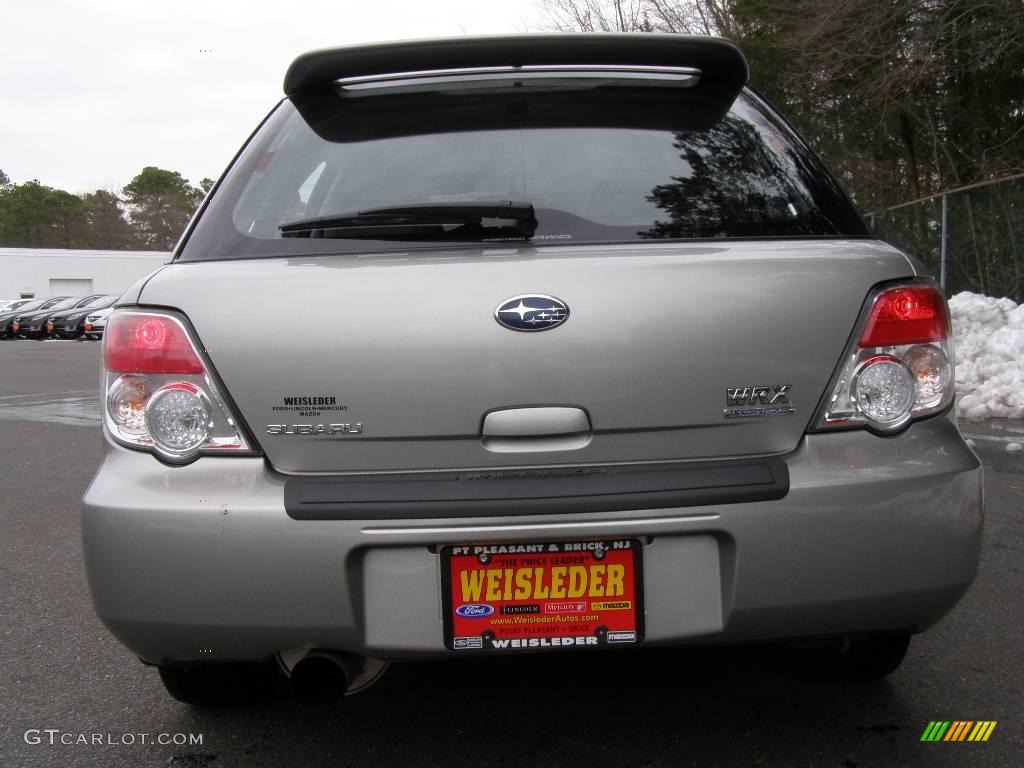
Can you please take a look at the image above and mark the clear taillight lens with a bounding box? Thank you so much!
[102,310,252,462]
[816,282,953,434]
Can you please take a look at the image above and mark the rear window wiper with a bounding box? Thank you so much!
[279,200,537,239]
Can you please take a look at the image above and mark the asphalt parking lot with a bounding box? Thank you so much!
[1,341,1021,768]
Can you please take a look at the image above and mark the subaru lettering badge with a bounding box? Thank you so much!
[494,294,569,332]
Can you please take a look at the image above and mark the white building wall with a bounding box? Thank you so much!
[0,248,170,300]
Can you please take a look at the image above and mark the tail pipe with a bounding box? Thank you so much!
[290,650,364,704]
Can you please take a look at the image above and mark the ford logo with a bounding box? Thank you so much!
[455,603,495,618]
[494,294,569,332]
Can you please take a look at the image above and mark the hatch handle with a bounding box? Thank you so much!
[482,407,591,437]
[481,407,592,452]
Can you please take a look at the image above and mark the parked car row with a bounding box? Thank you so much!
[0,295,118,341]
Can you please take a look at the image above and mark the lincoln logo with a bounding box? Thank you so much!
[494,294,569,332]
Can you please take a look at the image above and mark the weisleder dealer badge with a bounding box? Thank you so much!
[441,540,643,651]
[272,393,348,418]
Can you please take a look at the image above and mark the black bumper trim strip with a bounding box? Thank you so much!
[284,457,788,520]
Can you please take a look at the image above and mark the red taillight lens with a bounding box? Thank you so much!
[858,284,949,347]
[102,309,251,460]
[816,280,954,433]
[104,314,204,374]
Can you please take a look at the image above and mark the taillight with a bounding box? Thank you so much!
[815,281,953,434]
[858,285,948,346]
[105,313,204,373]
[102,310,252,462]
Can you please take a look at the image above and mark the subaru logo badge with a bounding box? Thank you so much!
[494,294,569,332]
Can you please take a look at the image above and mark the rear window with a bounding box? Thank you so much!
[180,85,867,261]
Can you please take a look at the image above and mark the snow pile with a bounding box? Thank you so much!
[949,292,1024,421]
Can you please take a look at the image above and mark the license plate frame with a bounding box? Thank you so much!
[441,540,644,652]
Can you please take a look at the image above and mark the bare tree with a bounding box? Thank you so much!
[540,0,728,34]
[541,0,647,31]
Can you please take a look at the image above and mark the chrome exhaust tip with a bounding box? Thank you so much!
[289,650,362,704]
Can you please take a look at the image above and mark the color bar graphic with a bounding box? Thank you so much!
[920,721,996,742]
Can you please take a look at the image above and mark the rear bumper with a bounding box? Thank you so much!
[81,415,982,664]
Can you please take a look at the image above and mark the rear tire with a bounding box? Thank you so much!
[799,632,911,681]
[158,661,280,706]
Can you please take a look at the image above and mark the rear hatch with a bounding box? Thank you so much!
[156,42,911,473]
[138,240,912,473]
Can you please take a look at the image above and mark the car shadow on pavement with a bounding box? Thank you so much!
[162,645,918,768]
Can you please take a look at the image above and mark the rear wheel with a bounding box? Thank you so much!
[157,661,280,706]
[799,632,911,681]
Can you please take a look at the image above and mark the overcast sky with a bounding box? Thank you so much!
[2,0,546,193]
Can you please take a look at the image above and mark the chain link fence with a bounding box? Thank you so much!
[868,174,1024,302]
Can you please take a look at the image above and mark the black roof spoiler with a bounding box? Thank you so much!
[283,33,748,98]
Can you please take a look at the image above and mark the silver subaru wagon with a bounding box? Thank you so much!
[82,34,983,705]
